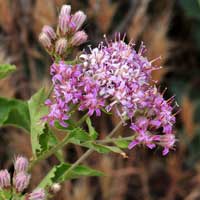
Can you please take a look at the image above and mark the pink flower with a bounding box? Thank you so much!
[44,36,177,155]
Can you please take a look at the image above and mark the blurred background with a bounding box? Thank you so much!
[0,0,200,199]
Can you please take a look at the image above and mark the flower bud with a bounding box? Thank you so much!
[58,14,70,36]
[39,32,52,49]
[60,5,71,17]
[55,38,67,55]
[71,11,86,31]
[14,172,30,192]
[51,183,61,193]
[42,25,56,40]
[27,188,46,200]
[0,170,11,188]
[14,156,29,173]
[71,31,88,46]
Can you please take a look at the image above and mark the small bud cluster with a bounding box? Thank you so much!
[44,37,177,155]
[39,4,87,57]
[0,156,46,200]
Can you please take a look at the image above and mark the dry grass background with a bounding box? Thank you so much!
[0,0,200,199]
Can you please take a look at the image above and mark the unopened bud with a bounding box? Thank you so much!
[58,15,70,35]
[71,31,88,46]
[14,156,29,173]
[27,188,46,200]
[39,32,52,49]
[71,11,86,31]
[14,172,30,192]
[55,38,67,55]
[51,183,61,193]
[42,25,56,40]
[0,170,11,188]
[60,5,71,17]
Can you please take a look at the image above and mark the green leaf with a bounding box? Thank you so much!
[54,119,77,131]
[86,117,98,140]
[68,127,92,144]
[55,121,94,145]
[38,125,64,162]
[28,88,48,156]
[0,64,16,79]
[83,142,127,157]
[38,163,103,189]
[0,97,30,132]
[114,138,130,149]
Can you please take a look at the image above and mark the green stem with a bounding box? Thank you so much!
[62,149,93,178]
[28,133,70,172]
[62,120,123,178]
[77,113,88,126]
[97,136,134,144]
[107,120,124,138]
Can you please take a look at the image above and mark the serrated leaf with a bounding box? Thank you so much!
[38,125,64,162]
[28,88,48,156]
[0,64,16,79]
[55,120,94,144]
[86,117,98,140]
[0,97,30,132]
[38,163,103,189]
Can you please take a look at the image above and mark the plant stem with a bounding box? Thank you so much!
[62,120,123,177]
[97,136,134,144]
[77,113,88,126]
[107,120,124,138]
[63,149,93,178]
[28,133,70,172]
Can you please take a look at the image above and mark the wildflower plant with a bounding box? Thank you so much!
[0,4,177,200]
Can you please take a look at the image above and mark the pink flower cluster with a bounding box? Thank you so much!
[45,38,176,155]
[0,156,46,200]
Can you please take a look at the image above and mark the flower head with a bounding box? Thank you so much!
[45,37,176,150]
